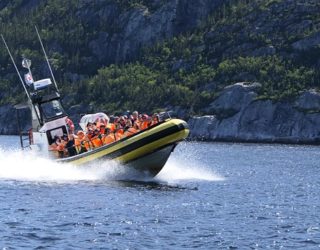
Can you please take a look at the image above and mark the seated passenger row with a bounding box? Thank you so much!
[50,111,160,158]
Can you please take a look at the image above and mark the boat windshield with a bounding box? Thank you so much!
[40,100,65,120]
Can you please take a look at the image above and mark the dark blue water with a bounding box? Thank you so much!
[1,136,320,249]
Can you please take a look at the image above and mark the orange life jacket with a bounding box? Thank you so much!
[124,127,138,137]
[56,141,65,152]
[108,123,116,132]
[91,138,103,148]
[140,121,149,130]
[113,129,123,141]
[100,127,106,135]
[75,138,89,153]
[74,138,81,152]
[103,134,115,145]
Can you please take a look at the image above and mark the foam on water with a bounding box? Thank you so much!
[0,143,224,183]
[156,157,224,182]
[0,149,128,183]
[156,141,225,182]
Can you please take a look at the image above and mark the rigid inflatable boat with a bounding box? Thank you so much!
[2,29,189,178]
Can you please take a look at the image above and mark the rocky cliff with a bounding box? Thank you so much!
[189,83,320,144]
[81,0,225,64]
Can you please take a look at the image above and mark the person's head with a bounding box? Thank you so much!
[77,130,85,139]
[114,116,119,124]
[132,111,139,119]
[126,119,132,128]
[99,124,106,132]
[119,116,126,125]
[86,122,93,130]
[152,113,159,122]
[109,115,115,123]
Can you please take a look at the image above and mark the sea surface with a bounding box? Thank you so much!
[0,136,320,249]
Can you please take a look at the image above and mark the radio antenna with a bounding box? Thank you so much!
[1,34,31,101]
[35,26,59,91]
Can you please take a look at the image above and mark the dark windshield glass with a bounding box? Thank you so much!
[41,100,65,120]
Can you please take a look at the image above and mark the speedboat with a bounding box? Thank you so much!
[2,29,189,178]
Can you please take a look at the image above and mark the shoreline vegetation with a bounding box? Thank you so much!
[0,0,319,143]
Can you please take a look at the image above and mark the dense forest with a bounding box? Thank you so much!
[0,0,319,117]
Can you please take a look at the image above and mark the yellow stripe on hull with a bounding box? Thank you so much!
[115,129,189,163]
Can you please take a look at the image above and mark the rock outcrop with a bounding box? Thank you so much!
[189,84,320,144]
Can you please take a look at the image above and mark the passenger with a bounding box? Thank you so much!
[109,116,119,133]
[103,128,116,145]
[86,122,93,135]
[65,134,77,157]
[80,130,94,151]
[119,116,126,129]
[123,119,138,137]
[114,116,125,140]
[108,122,116,133]
[133,114,141,130]
[132,111,139,122]
[99,123,106,135]
[133,121,140,131]
[87,122,99,138]
[89,123,103,148]
[140,114,151,130]
[49,135,60,157]
[75,131,88,154]
[129,115,134,125]
[151,113,160,126]
[114,129,123,141]
[56,135,67,158]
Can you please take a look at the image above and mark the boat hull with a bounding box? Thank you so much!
[57,119,189,177]
[124,143,177,178]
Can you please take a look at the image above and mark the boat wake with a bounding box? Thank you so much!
[0,146,224,184]
[0,149,125,183]
[156,157,224,183]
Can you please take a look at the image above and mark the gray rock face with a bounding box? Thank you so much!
[294,89,320,111]
[189,84,320,144]
[207,82,260,118]
[82,0,226,64]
